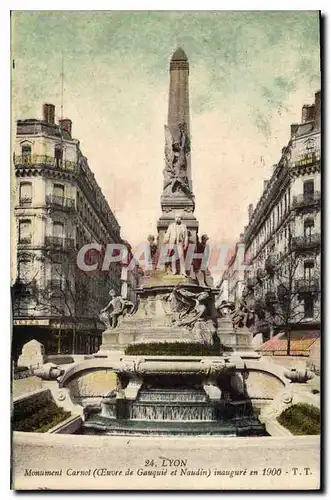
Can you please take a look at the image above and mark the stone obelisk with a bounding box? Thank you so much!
[157,48,199,243]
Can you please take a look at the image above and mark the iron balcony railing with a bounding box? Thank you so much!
[18,236,32,245]
[254,299,265,311]
[12,279,37,297]
[294,151,320,167]
[277,285,289,301]
[295,279,319,294]
[14,154,77,172]
[292,191,321,209]
[47,279,64,290]
[246,278,256,289]
[265,291,277,303]
[291,233,321,250]
[256,268,265,281]
[265,255,276,274]
[45,236,75,251]
[46,194,75,210]
[19,196,32,206]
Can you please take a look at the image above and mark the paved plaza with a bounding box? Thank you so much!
[13,432,320,490]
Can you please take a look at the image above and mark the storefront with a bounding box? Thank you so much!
[12,319,102,360]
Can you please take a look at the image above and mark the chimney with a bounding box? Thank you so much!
[43,103,55,124]
[248,203,254,221]
[301,104,315,123]
[59,118,72,136]
[290,123,299,137]
[314,90,321,130]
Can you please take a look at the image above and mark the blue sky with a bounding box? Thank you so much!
[12,11,320,247]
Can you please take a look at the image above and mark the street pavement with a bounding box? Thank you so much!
[12,432,320,490]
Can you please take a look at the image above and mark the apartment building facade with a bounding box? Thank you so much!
[242,91,321,340]
[12,103,137,358]
[216,237,246,307]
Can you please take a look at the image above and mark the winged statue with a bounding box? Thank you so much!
[163,124,192,197]
[163,286,210,328]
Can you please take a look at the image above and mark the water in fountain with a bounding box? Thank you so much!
[138,389,207,403]
[131,404,215,421]
[129,387,215,421]
[81,376,268,435]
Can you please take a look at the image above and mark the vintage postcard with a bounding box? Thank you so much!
[11,10,321,490]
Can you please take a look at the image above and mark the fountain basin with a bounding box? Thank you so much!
[80,417,267,436]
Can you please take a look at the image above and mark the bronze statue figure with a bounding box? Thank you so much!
[99,289,135,329]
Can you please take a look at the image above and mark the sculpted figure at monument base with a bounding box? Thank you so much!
[99,289,135,330]
[162,216,189,276]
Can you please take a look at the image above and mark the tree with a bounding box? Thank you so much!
[244,237,320,355]
[13,246,107,354]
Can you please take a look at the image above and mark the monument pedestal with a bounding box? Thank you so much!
[98,328,124,355]
[157,191,198,245]
[217,317,254,352]
[99,271,218,352]
[17,339,46,368]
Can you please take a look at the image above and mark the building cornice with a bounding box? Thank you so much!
[16,132,79,146]
[290,162,320,178]
[293,129,320,142]
[15,165,76,183]
[244,138,292,240]
[16,120,77,143]
[244,165,290,246]
[76,179,121,241]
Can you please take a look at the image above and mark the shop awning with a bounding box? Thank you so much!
[260,330,320,356]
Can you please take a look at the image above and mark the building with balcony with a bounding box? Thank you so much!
[242,91,321,342]
[216,236,246,307]
[120,240,143,304]
[12,103,138,358]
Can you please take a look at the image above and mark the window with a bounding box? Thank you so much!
[53,221,64,238]
[304,297,314,318]
[304,261,314,282]
[50,262,63,293]
[21,144,31,163]
[305,138,315,153]
[52,183,65,206]
[53,183,64,198]
[303,180,314,202]
[54,145,63,168]
[19,219,32,243]
[304,218,314,239]
[51,261,62,278]
[18,259,32,283]
[19,182,32,205]
[285,229,289,252]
